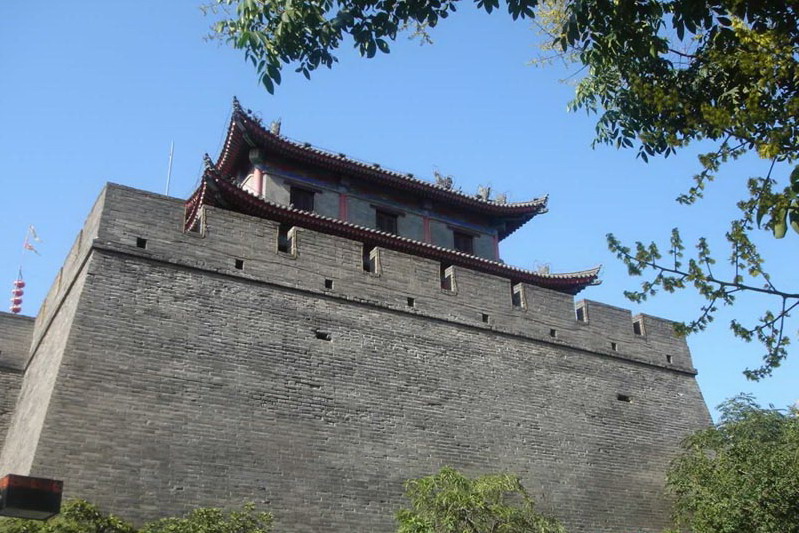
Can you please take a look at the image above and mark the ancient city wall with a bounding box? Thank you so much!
[0,312,34,444]
[0,189,107,474]
[2,184,710,533]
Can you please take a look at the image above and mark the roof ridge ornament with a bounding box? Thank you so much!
[203,154,216,171]
[433,170,454,190]
[232,96,243,114]
[270,119,282,136]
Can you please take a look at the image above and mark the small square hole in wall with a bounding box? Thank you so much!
[617,394,632,403]
[482,313,490,324]
[315,330,332,341]
[576,306,586,322]
[611,342,618,352]
[511,283,525,308]
[324,279,334,290]
[277,223,294,254]
[363,244,379,273]
[666,354,673,364]
[549,328,558,338]
[440,264,454,291]
[136,237,147,249]
[633,320,643,335]
[407,297,415,308]
[234,259,244,270]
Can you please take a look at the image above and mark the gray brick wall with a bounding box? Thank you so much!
[0,312,34,449]
[0,312,34,370]
[0,369,23,449]
[0,188,106,473]
[0,269,90,475]
[2,184,711,533]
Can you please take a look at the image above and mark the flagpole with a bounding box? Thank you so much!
[11,226,42,313]
[10,227,31,314]
[165,141,174,196]
[17,226,30,277]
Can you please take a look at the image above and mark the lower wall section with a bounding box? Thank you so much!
[0,369,23,446]
[28,251,710,533]
[0,268,90,476]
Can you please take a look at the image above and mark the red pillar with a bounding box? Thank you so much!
[253,168,264,196]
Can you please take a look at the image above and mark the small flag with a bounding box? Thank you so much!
[29,225,41,242]
[23,241,40,255]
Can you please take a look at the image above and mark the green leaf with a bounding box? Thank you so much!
[773,208,787,238]
[791,165,799,195]
[267,63,281,84]
[790,208,799,235]
[261,73,275,94]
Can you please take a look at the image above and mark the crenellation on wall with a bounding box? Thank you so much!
[576,300,637,351]
[447,266,512,320]
[83,184,697,375]
[522,283,578,328]
[633,314,692,367]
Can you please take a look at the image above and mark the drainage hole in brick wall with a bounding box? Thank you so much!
[549,328,558,338]
[407,297,415,307]
[234,259,244,270]
[617,394,632,403]
[666,354,673,364]
[610,342,618,351]
[315,330,332,341]
[482,313,490,323]
[324,279,334,290]
[136,237,147,249]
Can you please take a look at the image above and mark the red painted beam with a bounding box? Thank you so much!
[0,474,63,520]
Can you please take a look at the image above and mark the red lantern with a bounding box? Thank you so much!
[13,279,25,288]
[11,289,23,297]
[10,305,22,314]
[10,298,22,306]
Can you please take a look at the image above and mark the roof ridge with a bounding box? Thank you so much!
[229,101,548,210]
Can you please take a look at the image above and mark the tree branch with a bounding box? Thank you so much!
[620,251,799,299]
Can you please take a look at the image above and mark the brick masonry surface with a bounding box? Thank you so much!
[0,184,711,533]
[0,313,34,445]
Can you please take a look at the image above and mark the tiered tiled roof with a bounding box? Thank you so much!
[217,98,548,240]
[186,156,601,295]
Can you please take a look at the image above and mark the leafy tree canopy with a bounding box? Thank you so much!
[0,501,273,533]
[0,500,134,533]
[667,394,799,533]
[570,0,799,380]
[395,466,566,533]
[207,0,799,378]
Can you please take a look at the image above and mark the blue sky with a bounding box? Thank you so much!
[1,1,796,417]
